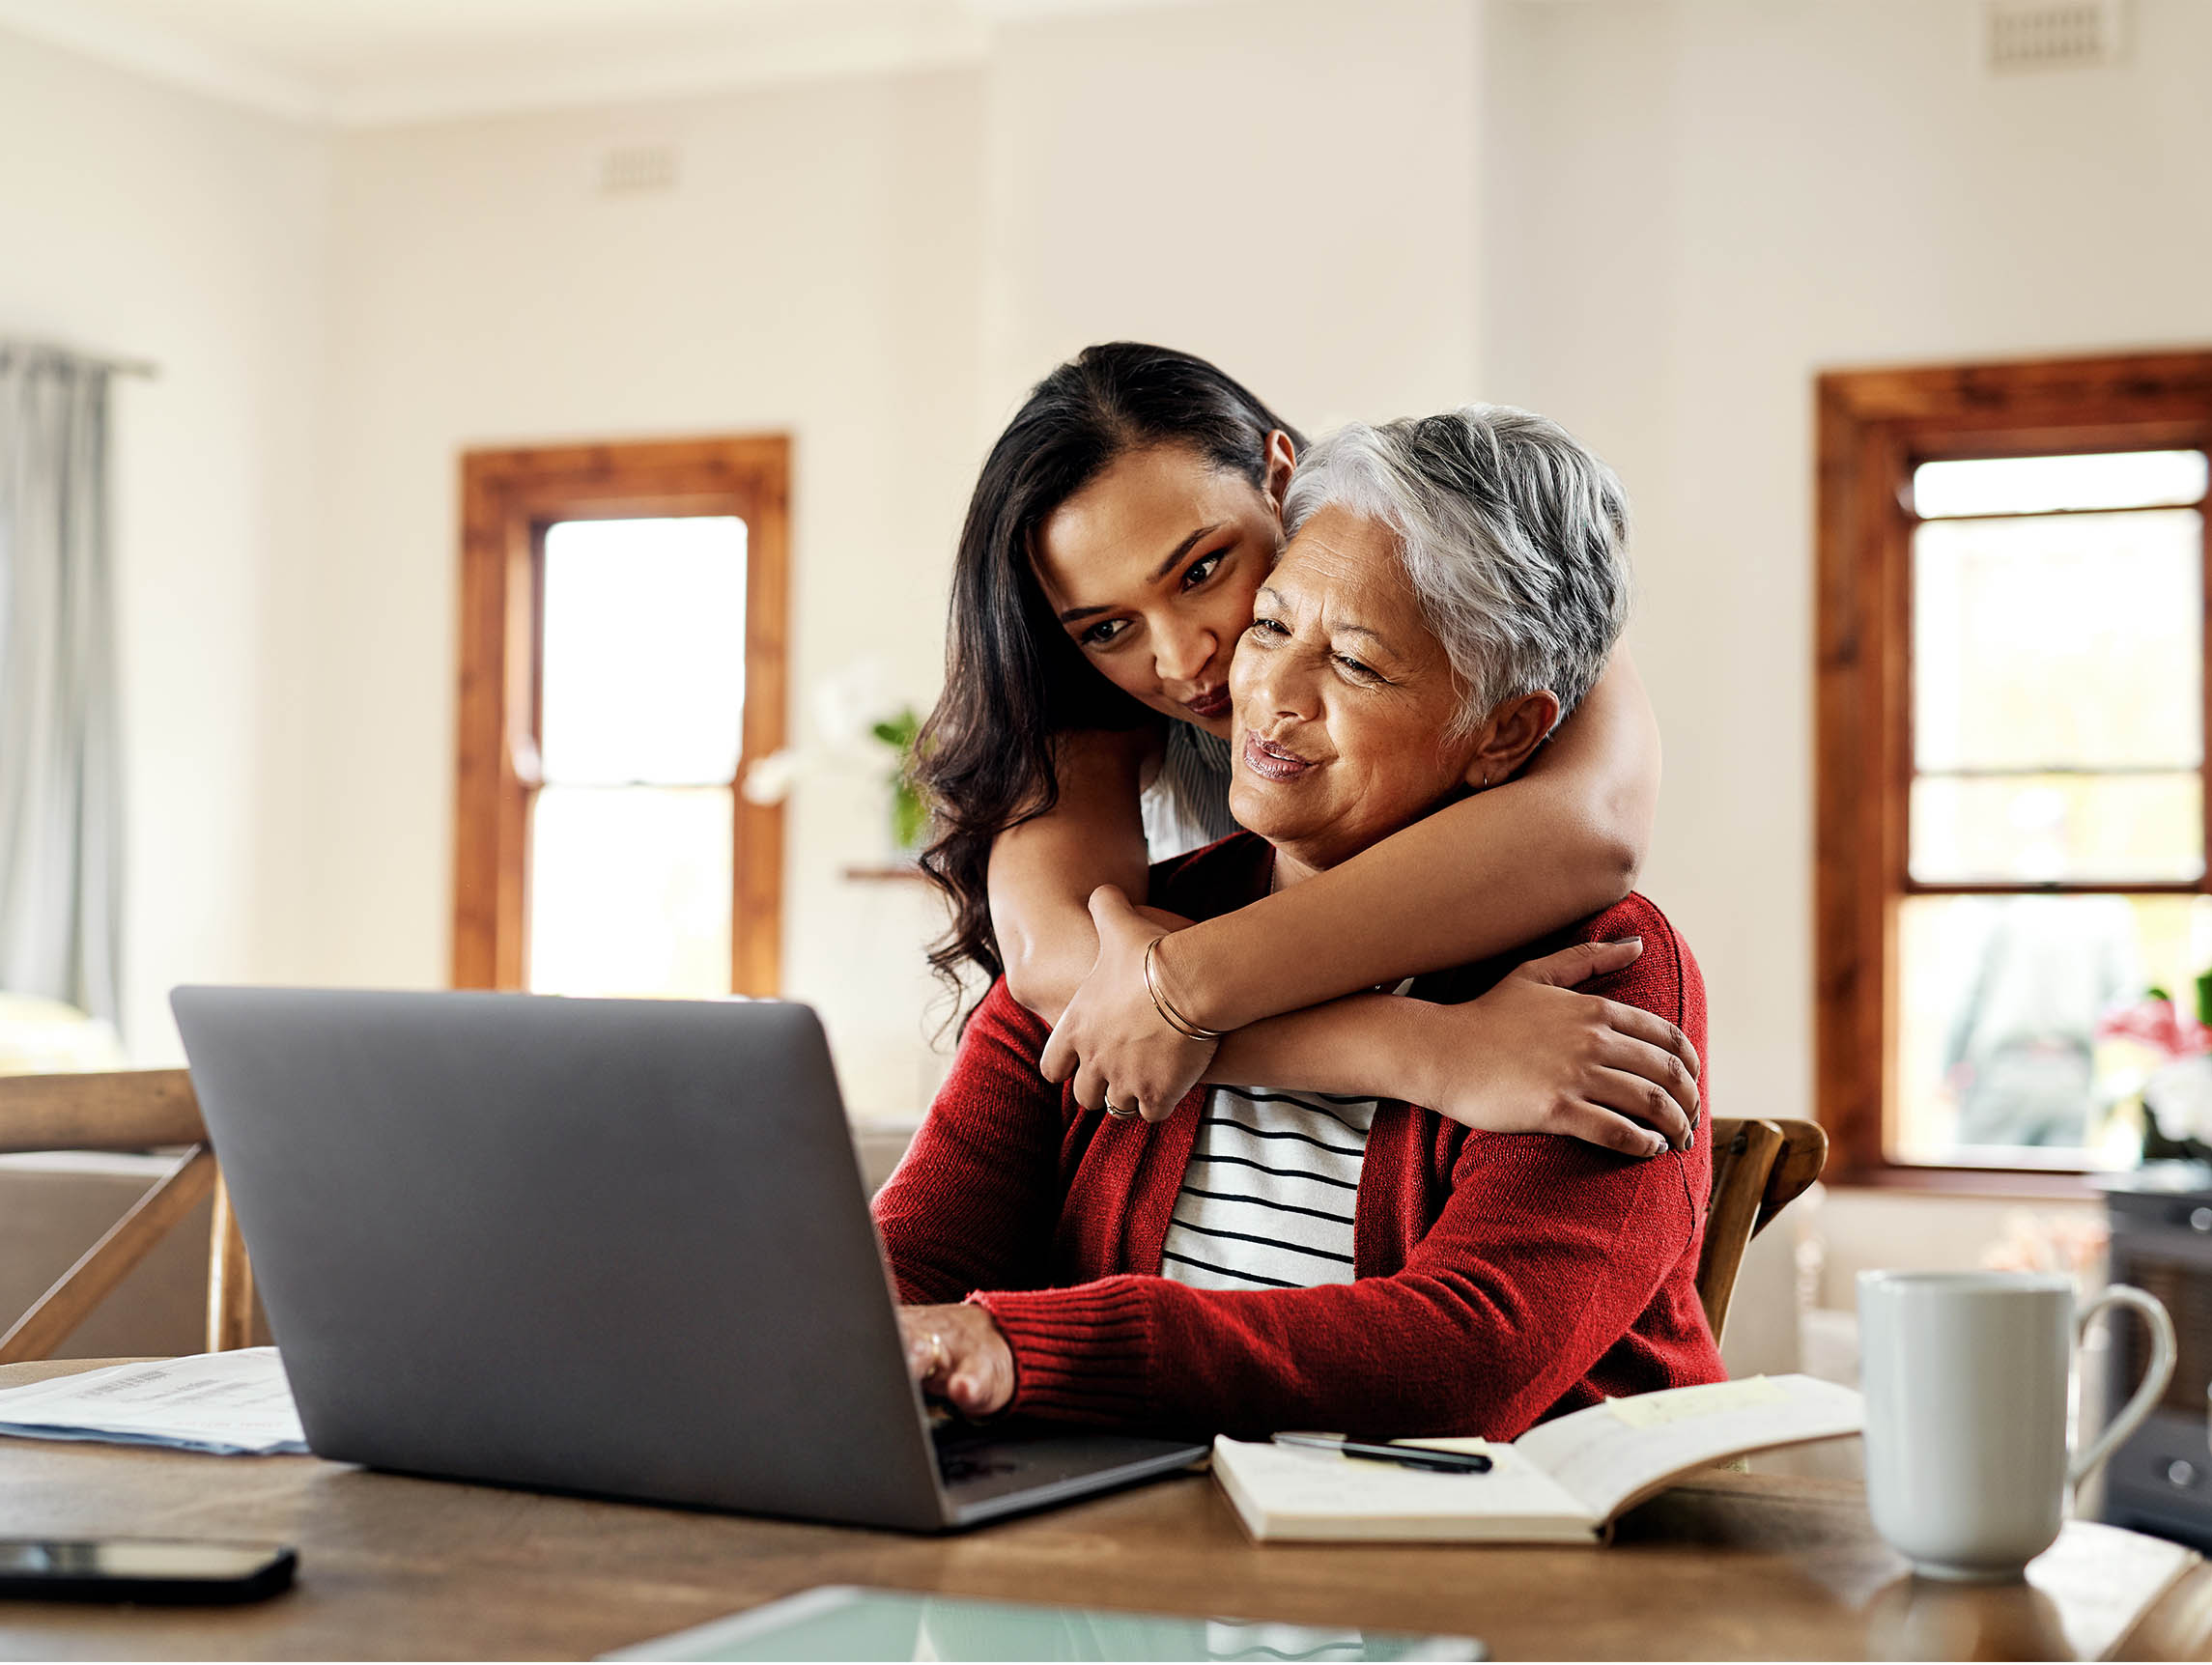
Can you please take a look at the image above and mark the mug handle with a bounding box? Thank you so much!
[2069,1284,2177,1489]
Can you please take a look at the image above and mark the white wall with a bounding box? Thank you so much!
[0,28,329,1059]
[316,71,986,1115]
[982,0,1481,426]
[1483,0,2212,1139]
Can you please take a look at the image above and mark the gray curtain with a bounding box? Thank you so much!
[0,344,122,1024]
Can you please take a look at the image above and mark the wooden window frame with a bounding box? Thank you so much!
[452,436,790,996]
[1816,350,2212,1191]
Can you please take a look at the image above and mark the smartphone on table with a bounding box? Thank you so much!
[0,1539,296,1603]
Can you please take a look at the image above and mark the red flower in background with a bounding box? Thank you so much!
[2100,995,2212,1061]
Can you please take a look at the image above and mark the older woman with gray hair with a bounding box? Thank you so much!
[874,406,1722,1439]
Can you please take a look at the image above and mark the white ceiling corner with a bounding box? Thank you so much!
[326,2,996,128]
[0,0,327,121]
[0,0,1234,129]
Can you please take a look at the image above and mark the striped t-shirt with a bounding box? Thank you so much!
[1157,1086,1378,1291]
[1141,723,1239,860]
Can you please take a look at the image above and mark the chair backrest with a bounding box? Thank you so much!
[0,1069,255,1365]
[1696,1116,1828,1345]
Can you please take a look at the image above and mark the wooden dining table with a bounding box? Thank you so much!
[2,1358,2210,1661]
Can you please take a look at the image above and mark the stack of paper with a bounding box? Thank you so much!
[0,1347,307,1455]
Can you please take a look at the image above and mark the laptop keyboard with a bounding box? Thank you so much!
[938,1451,1018,1483]
[932,1425,1019,1484]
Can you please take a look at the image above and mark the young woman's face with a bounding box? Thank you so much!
[1030,441,1289,738]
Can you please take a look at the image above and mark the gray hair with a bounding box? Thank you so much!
[1281,404,1631,734]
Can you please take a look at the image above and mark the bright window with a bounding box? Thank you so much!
[452,437,788,999]
[1816,354,2212,1182]
[526,518,748,999]
[1898,462,2205,1164]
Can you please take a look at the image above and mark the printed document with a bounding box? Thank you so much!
[0,1347,306,1455]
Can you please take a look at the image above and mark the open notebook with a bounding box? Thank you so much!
[1212,1373,1862,1543]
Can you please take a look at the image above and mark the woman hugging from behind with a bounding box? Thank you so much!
[916,343,1700,1151]
[880,400,1724,1437]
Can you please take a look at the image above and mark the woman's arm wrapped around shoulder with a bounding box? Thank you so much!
[1042,654,1666,1117]
[1174,652,1658,1029]
[986,727,1156,1023]
[1043,887,1699,1153]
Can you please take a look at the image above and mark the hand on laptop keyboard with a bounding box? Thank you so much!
[899,1303,1015,1419]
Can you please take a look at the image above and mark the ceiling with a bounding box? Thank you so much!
[52,0,901,76]
[0,0,1213,126]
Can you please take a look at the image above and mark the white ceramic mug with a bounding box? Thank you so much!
[1858,1270,2176,1582]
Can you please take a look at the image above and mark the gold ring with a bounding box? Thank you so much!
[926,1332,949,1374]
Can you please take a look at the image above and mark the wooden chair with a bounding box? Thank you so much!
[0,1069,254,1365]
[1696,1116,1828,1344]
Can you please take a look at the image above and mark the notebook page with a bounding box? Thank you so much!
[1210,1435,1598,1541]
[1511,1374,1862,1523]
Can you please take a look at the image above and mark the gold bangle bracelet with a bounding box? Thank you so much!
[1144,934,1226,1043]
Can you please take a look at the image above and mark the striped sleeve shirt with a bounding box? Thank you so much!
[1140,723,1239,861]
[1157,1086,1379,1291]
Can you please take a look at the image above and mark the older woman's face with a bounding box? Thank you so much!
[1227,505,1485,881]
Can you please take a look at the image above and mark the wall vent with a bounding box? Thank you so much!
[1984,0,2123,71]
[599,144,678,195]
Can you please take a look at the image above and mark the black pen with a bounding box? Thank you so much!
[1270,1433,1493,1475]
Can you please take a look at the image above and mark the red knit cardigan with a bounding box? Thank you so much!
[872,833,1725,1441]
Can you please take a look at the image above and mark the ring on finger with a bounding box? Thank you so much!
[1104,1099,1140,1120]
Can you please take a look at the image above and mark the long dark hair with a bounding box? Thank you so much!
[915,343,1302,1012]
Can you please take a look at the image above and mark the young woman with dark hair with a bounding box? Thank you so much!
[914,343,1698,1154]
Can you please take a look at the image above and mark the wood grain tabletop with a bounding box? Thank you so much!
[1,1359,2206,1661]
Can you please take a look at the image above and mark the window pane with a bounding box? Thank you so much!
[1914,509,2200,774]
[539,517,747,786]
[1914,451,2208,518]
[1893,892,2212,1167]
[1910,773,2201,884]
[526,786,731,998]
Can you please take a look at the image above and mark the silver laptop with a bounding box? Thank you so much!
[169,987,1205,1532]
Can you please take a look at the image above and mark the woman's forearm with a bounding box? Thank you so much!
[1165,651,1660,1031]
[1202,995,1437,1103]
[1202,954,1694,1162]
[992,892,1105,1026]
[987,728,1156,1021]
